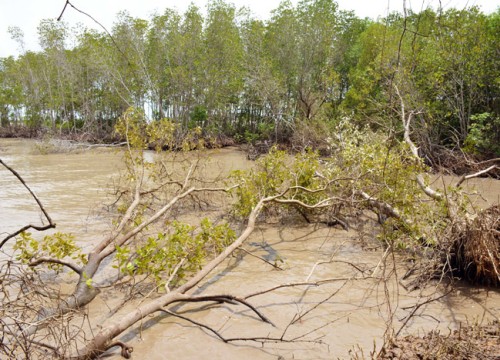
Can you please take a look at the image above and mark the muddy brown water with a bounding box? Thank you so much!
[1,138,499,359]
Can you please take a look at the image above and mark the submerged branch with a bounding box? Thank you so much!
[173,294,274,326]
[238,247,284,270]
[161,309,228,341]
[244,277,367,300]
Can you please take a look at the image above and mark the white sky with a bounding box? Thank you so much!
[0,0,498,58]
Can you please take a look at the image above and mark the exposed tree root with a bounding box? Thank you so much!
[402,205,500,291]
[450,205,500,286]
[379,321,500,360]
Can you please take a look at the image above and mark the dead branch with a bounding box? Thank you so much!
[162,309,326,347]
[394,85,444,202]
[161,309,228,342]
[222,334,324,345]
[473,157,500,166]
[238,247,284,270]
[28,257,82,274]
[244,277,368,300]
[0,159,56,248]
[291,280,348,324]
[356,190,403,221]
[172,294,274,325]
[396,288,453,337]
[2,328,63,358]
[57,0,129,64]
[56,0,69,20]
[105,341,133,359]
[456,165,499,187]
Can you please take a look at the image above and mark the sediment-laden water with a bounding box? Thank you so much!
[1,138,499,359]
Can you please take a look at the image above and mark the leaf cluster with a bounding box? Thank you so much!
[114,218,235,289]
[230,146,324,218]
[232,121,443,249]
[331,121,428,215]
[13,231,87,271]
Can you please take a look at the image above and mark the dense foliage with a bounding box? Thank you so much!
[0,1,498,156]
[231,122,433,248]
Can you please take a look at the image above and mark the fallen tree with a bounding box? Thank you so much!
[1,105,498,359]
[1,109,375,359]
[393,84,500,288]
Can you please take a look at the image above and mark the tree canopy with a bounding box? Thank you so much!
[0,1,498,158]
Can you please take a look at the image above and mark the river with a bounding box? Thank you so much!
[1,138,499,359]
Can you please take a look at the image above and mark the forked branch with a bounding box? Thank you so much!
[0,159,56,249]
[172,294,274,325]
[394,86,444,202]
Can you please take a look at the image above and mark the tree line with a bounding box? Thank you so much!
[0,0,498,156]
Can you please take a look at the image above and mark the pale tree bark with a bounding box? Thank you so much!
[395,83,498,209]
[70,193,271,359]
[5,134,353,359]
[394,86,444,202]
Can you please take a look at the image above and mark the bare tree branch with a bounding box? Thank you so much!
[394,85,444,202]
[396,288,453,337]
[238,247,284,270]
[244,277,368,300]
[57,0,129,64]
[456,165,499,187]
[0,159,56,249]
[291,281,348,324]
[161,309,228,342]
[105,341,133,359]
[28,257,82,275]
[161,309,327,346]
[172,294,275,326]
